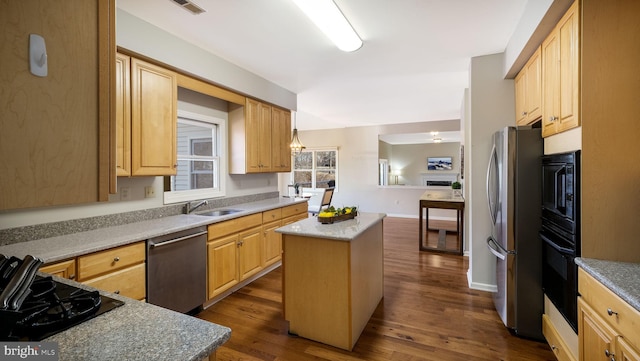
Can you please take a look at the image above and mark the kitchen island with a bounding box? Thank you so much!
[276,212,385,351]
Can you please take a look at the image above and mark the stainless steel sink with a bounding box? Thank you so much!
[196,209,243,217]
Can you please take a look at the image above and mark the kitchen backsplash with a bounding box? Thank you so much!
[0,192,279,246]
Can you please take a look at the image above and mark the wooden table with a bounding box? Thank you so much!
[418,190,464,255]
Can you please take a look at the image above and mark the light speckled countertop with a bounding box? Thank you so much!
[0,197,307,263]
[0,197,306,360]
[45,277,230,361]
[276,212,386,240]
[576,257,640,312]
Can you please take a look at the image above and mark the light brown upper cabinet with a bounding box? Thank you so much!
[229,99,292,174]
[116,53,178,176]
[271,107,292,172]
[515,46,542,125]
[0,1,114,210]
[541,1,580,137]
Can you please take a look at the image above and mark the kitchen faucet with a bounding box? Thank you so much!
[184,200,208,214]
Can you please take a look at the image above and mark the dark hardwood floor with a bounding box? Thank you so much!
[197,217,555,361]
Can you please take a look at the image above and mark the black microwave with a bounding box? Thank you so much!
[541,150,580,236]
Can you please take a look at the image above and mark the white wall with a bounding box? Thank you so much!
[278,121,462,219]
[467,53,516,291]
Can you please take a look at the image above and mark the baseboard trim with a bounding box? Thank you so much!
[467,269,497,292]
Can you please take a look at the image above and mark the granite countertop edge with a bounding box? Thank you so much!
[576,257,640,312]
[0,198,307,263]
[275,212,387,241]
[44,276,231,361]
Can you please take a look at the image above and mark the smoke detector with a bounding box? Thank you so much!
[169,0,206,15]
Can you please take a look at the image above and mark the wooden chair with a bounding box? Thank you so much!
[308,188,335,215]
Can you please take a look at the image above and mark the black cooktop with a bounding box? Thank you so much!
[1,276,125,341]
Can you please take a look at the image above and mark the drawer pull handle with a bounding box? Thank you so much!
[113,256,120,262]
[607,308,618,316]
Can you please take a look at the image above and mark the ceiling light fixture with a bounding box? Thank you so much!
[290,111,306,154]
[292,0,363,52]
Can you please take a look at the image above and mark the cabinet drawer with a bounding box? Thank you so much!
[542,314,576,361]
[281,203,307,218]
[262,208,282,223]
[40,259,77,280]
[578,268,640,347]
[77,242,145,281]
[207,213,262,240]
[82,263,146,300]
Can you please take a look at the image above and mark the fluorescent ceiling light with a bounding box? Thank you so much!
[292,0,363,52]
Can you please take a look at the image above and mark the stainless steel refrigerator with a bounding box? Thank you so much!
[486,126,543,340]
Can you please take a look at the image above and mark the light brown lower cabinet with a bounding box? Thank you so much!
[578,268,640,361]
[40,242,146,301]
[543,314,577,361]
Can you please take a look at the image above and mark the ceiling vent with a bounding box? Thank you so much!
[169,0,206,15]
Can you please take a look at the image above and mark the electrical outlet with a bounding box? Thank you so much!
[120,187,130,201]
[144,186,156,198]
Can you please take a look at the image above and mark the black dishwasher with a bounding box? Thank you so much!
[146,226,207,314]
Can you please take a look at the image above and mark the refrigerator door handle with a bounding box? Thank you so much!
[486,143,498,225]
[487,236,515,260]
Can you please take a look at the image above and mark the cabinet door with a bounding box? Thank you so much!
[0,0,114,210]
[579,298,616,361]
[525,47,542,122]
[542,27,561,137]
[130,58,177,176]
[618,337,640,361]
[514,70,527,125]
[258,102,273,171]
[263,220,283,266]
[271,108,292,172]
[245,98,262,172]
[557,1,580,133]
[207,235,240,299]
[239,226,263,280]
[542,1,579,137]
[115,53,131,176]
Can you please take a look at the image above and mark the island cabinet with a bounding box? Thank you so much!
[279,213,385,351]
[0,1,114,210]
[541,0,580,137]
[206,213,263,299]
[577,268,640,361]
[229,98,292,174]
[115,52,178,177]
[515,46,542,125]
[40,242,146,301]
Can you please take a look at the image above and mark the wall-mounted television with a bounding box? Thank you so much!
[427,156,452,171]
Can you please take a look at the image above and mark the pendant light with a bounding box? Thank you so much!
[290,111,306,154]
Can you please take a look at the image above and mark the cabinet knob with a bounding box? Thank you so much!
[114,290,120,294]
[69,274,76,280]
[605,349,611,357]
[607,308,618,316]
[113,256,120,262]
[549,116,558,122]
[522,111,527,116]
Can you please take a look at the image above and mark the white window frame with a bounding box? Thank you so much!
[291,147,338,191]
[164,110,227,204]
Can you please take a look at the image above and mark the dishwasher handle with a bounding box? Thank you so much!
[148,230,207,249]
